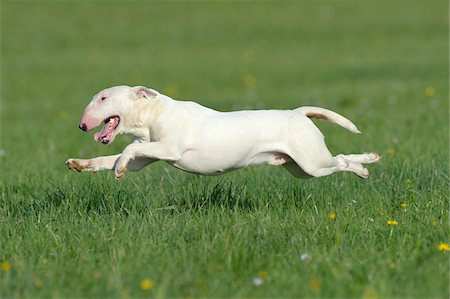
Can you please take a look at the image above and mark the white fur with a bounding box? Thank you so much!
[66,85,380,180]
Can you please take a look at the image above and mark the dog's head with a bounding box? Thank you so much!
[79,85,158,144]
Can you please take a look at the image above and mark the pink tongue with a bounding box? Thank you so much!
[94,123,111,142]
[94,117,119,143]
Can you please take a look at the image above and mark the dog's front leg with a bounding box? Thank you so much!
[66,154,122,172]
[115,142,181,180]
[66,154,156,174]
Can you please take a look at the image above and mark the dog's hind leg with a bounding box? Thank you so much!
[285,116,376,179]
[285,138,370,179]
[283,161,312,179]
[288,153,370,179]
[333,155,370,178]
[338,152,380,164]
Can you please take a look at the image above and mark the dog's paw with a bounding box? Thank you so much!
[115,166,127,180]
[114,153,131,180]
[65,159,86,172]
[356,167,369,179]
[365,152,381,164]
[65,158,92,172]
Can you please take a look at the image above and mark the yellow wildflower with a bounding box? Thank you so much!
[400,203,408,208]
[58,110,68,119]
[425,86,435,97]
[0,261,11,272]
[387,220,398,226]
[385,148,395,155]
[258,271,269,280]
[163,84,178,97]
[244,74,256,87]
[438,243,450,251]
[363,287,378,299]
[308,278,321,293]
[140,278,154,290]
[389,262,396,269]
[329,213,336,220]
[32,277,44,288]
[431,220,437,227]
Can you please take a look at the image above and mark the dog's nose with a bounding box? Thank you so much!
[79,123,88,132]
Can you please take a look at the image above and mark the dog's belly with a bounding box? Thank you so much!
[171,148,246,175]
[171,147,292,175]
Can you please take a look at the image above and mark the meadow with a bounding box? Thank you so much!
[1,1,448,298]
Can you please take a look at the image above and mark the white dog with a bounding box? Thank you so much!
[66,85,380,180]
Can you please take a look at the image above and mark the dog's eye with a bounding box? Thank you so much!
[101,96,107,101]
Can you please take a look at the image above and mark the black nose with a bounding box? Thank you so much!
[79,123,87,132]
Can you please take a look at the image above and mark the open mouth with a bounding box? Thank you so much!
[94,116,120,144]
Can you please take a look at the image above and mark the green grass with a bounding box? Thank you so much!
[1,1,448,298]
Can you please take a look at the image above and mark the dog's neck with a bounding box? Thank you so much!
[123,94,173,142]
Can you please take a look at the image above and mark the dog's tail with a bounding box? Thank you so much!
[295,106,361,134]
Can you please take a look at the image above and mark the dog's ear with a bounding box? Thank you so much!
[132,86,158,99]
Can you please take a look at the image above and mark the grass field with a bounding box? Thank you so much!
[1,1,449,298]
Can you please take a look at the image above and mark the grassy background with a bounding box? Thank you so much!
[1,1,448,298]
